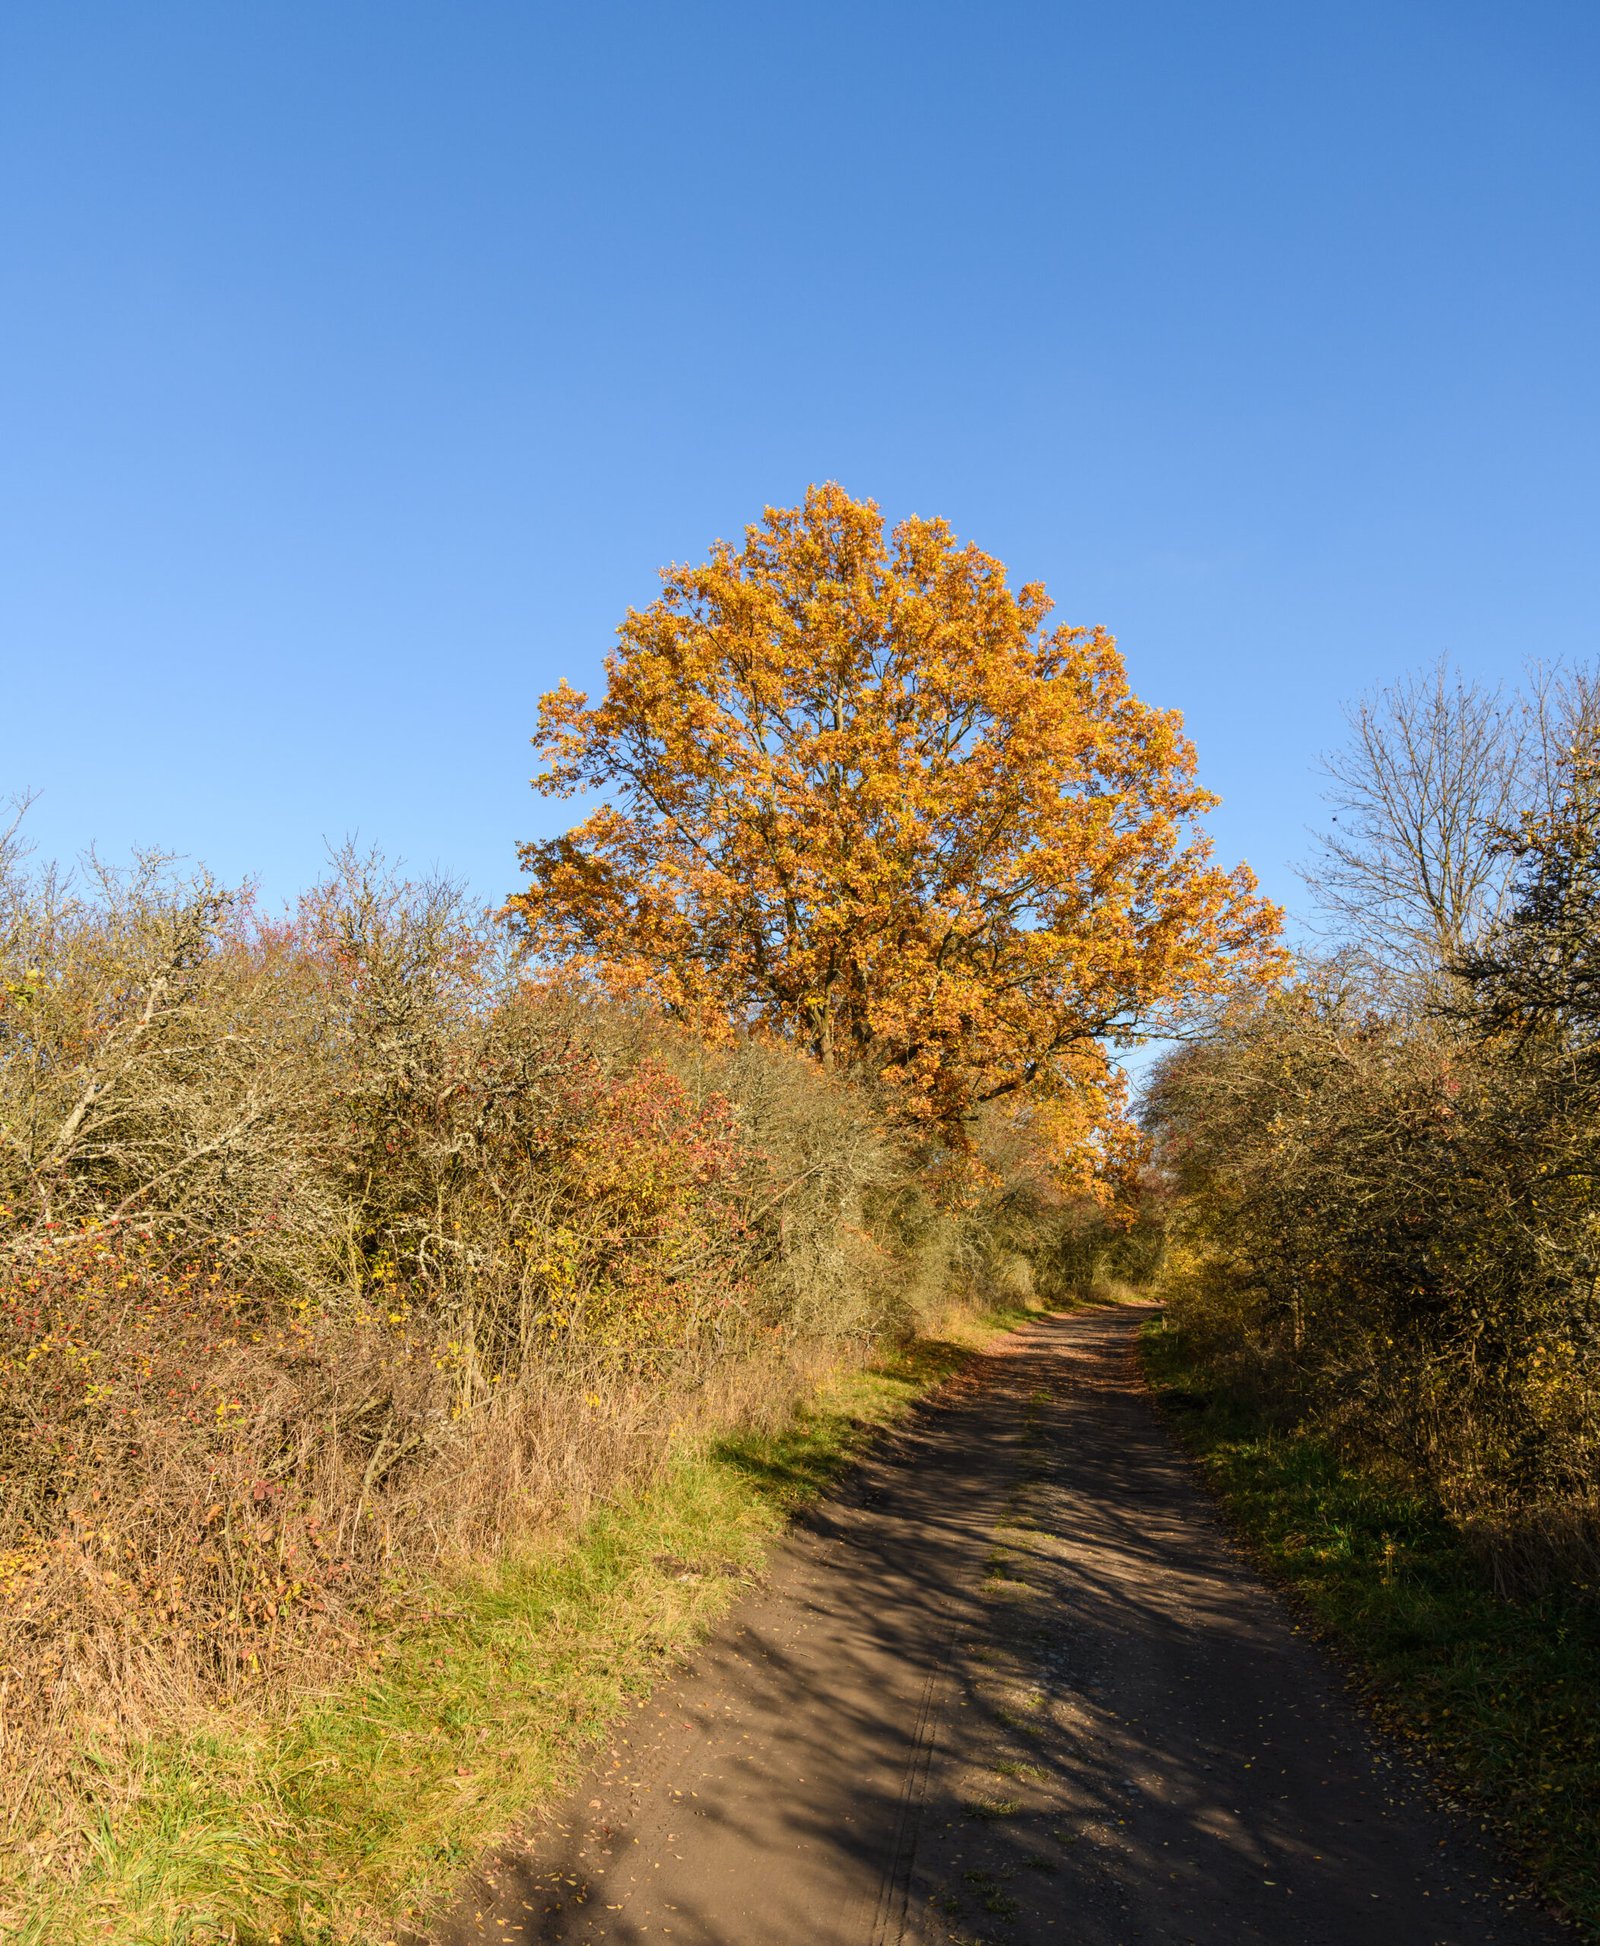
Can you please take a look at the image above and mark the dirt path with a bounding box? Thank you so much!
[431,1307,1566,1945]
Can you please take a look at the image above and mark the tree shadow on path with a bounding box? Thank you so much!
[427,1310,1569,1946]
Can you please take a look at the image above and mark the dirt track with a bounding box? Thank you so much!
[432,1307,1566,1945]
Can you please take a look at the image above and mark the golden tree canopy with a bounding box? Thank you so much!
[509,484,1281,1157]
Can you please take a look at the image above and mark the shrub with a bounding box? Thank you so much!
[1148,969,1600,1589]
[1,833,1075,1845]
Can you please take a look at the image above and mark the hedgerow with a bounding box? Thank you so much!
[0,833,1103,1900]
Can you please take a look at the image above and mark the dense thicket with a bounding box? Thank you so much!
[0,829,1116,1801]
[1149,669,1600,1588]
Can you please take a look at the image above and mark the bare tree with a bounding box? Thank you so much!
[1301,657,1532,976]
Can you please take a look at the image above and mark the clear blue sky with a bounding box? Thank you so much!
[3,2,1596,933]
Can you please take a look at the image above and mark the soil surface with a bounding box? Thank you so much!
[430,1306,1567,1945]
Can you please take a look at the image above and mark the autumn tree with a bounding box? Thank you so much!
[508,484,1282,1163]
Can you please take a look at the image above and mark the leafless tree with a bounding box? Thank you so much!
[1301,657,1534,977]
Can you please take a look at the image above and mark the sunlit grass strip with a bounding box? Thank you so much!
[13,1308,1030,1946]
[1142,1315,1600,1937]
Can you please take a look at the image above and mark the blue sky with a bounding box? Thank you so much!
[3,2,1596,936]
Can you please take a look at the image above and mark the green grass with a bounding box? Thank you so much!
[1142,1314,1600,1937]
[13,1307,1031,1946]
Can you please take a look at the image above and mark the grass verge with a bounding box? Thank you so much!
[11,1305,1031,1946]
[1142,1313,1600,1938]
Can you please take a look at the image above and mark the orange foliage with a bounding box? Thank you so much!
[509,485,1283,1157]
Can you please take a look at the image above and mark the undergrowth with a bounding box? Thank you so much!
[1143,1313,1600,1937]
[11,1303,1029,1945]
